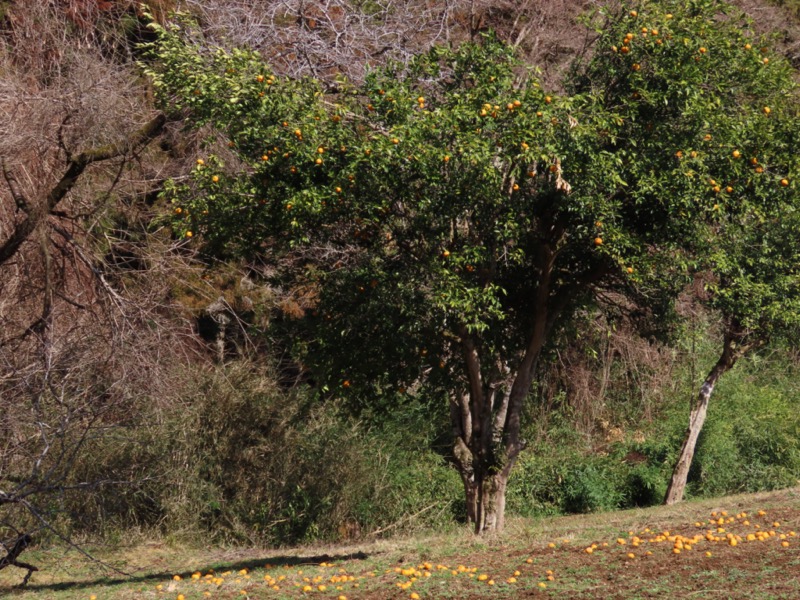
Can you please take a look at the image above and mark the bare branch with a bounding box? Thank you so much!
[0,113,167,268]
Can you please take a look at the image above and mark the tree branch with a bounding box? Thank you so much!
[0,113,167,267]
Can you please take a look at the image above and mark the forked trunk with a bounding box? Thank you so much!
[664,334,740,505]
[450,232,571,533]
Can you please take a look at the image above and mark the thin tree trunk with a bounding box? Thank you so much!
[664,333,740,505]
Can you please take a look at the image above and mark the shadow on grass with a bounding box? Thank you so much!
[2,551,370,593]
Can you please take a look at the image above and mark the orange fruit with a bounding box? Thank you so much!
[594,237,603,246]
[780,179,789,187]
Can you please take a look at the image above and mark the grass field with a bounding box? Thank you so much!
[3,487,799,599]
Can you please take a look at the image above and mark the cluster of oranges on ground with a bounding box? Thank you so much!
[583,508,795,559]
[387,560,554,595]
[151,555,556,599]
[144,507,793,599]
[156,562,365,599]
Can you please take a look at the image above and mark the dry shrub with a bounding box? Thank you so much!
[139,362,461,545]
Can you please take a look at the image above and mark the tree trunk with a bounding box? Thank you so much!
[475,470,509,533]
[451,387,515,533]
[463,477,478,525]
[664,333,740,505]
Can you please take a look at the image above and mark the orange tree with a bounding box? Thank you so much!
[665,166,800,505]
[145,0,798,532]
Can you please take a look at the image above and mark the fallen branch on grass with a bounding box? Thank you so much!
[0,533,38,587]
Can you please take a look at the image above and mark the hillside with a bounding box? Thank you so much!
[1,0,800,568]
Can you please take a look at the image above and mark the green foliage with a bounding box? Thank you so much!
[57,338,800,540]
[139,1,800,530]
[144,1,799,407]
[560,460,626,514]
[688,360,800,497]
[59,363,461,545]
[622,462,668,507]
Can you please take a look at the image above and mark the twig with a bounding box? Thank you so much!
[366,502,440,537]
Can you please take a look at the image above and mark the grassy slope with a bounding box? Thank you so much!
[4,487,798,599]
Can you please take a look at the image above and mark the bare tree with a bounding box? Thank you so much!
[0,1,203,584]
[180,0,597,88]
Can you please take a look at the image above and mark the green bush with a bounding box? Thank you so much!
[560,460,625,514]
[679,354,800,499]
[620,463,668,508]
[506,451,576,518]
[61,339,800,543]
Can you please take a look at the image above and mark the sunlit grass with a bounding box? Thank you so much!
[2,487,797,599]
